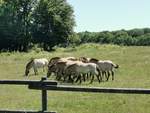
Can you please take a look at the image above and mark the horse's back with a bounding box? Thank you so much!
[34,58,48,67]
[75,62,97,73]
[98,60,115,71]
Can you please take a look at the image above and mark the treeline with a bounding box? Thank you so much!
[0,0,75,52]
[1,0,150,52]
[69,28,150,46]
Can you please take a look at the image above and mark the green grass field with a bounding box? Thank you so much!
[0,43,150,113]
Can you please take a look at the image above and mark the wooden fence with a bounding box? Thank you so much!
[0,77,150,113]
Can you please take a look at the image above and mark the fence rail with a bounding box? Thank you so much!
[0,79,57,85]
[0,110,56,113]
[0,77,150,113]
[29,84,150,94]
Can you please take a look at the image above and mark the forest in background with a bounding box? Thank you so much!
[75,28,150,46]
[0,0,150,52]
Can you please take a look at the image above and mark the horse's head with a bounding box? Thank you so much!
[25,69,29,76]
[79,57,89,63]
[89,58,99,63]
[25,59,34,76]
[47,64,56,77]
[49,57,61,65]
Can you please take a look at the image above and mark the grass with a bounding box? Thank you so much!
[0,43,150,113]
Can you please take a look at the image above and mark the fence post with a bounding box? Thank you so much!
[41,77,47,112]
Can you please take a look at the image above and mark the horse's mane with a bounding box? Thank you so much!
[89,58,99,63]
[50,57,61,62]
[79,57,88,63]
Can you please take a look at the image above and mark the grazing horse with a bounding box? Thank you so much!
[47,60,80,81]
[48,57,61,66]
[47,61,67,80]
[25,58,48,76]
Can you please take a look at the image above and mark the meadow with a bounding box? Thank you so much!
[0,43,150,113]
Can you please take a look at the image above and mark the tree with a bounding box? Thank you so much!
[32,0,75,51]
[127,28,144,37]
[136,33,150,46]
[90,31,113,44]
[0,0,36,51]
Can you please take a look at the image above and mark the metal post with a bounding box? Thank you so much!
[41,77,47,111]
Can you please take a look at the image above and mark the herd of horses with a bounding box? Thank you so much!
[25,57,119,84]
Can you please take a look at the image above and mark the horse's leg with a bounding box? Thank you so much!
[70,73,78,83]
[90,72,92,79]
[55,72,59,80]
[57,71,63,81]
[87,73,91,80]
[33,67,38,75]
[35,70,38,75]
[98,72,102,82]
[95,74,101,83]
[64,73,73,83]
[63,74,68,82]
[82,73,86,82]
[68,74,72,82]
[75,74,81,83]
[47,72,51,78]
[97,69,102,82]
[112,71,114,81]
[106,71,110,81]
[43,66,45,72]
[58,73,62,81]
[36,69,38,75]
[79,74,82,84]
[101,71,105,81]
[86,73,89,80]
[104,71,108,81]
[90,75,94,84]
[75,75,80,83]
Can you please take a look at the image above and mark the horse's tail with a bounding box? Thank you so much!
[112,63,119,69]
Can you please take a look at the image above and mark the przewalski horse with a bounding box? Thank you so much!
[47,60,80,81]
[64,61,101,84]
[81,57,119,81]
[96,60,119,81]
[25,58,48,76]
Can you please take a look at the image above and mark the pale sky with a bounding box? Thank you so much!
[67,0,150,32]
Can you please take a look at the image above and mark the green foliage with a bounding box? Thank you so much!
[31,0,75,51]
[68,33,81,46]
[0,0,150,51]
[75,28,150,46]
[0,0,35,51]
[136,33,150,46]
[0,0,75,51]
